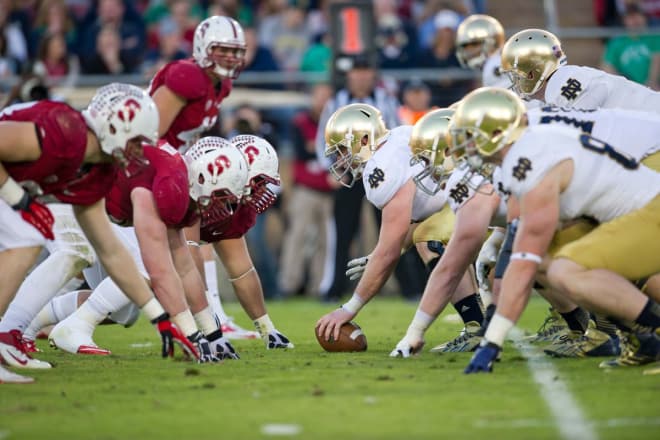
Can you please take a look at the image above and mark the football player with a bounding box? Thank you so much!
[455,14,510,88]
[0,84,171,384]
[500,28,660,113]
[315,104,482,346]
[450,88,660,374]
[46,137,247,361]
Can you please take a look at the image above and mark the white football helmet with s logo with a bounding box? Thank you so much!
[185,136,249,225]
[324,103,390,188]
[82,83,159,156]
[231,135,280,213]
[193,15,246,79]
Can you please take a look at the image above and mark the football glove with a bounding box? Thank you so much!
[13,193,54,240]
[188,331,220,363]
[346,255,370,281]
[464,341,501,374]
[153,314,198,360]
[389,334,425,358]
[206,329,240,360]
[266,330,294,349]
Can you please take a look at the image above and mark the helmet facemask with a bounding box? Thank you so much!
[197,188,239,226]
[410,138,453,196]
[243,174,279,213]
[325,131,371,188]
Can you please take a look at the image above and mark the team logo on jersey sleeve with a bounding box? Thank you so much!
[449,183,469,205]
[512,157,532,181]
[560,78,582,100]
[367,167,385,189]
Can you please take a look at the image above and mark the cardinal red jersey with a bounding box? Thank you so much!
[200,203,257,243]
[148,59,232,150]
[0,100,114,205]
[106,145,193,227]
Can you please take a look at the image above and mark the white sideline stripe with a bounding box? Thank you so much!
[474,417,660,429]
[510,328,598,440]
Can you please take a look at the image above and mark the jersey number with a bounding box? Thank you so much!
[578,134,638,170]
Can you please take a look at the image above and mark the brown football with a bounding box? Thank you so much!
[316,321,367,352]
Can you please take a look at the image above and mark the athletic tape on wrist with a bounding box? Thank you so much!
[341,293,365,314]
[141,298,166,322]
[510,252,543,264]
[0,177,26,207]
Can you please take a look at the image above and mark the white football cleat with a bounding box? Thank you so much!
[0,330,51,369]
[0,364,34,384]
[49,316,111,355]
[221,319,260,340]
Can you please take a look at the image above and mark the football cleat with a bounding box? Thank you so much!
[543,321,620,358]
[0,364,34,384]
[49,317,111,356]
[0,330,51,369]
[266,330,294,349]
[599,330,660,368]
[221,319,260,340]
[430,321,482,353]
[523,308,570,344]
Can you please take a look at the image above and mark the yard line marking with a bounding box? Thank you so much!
[510,328,598,440]
[474,417,660,429]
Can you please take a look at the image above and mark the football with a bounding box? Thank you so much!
[316,321,367,352]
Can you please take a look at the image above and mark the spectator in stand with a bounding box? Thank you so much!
[0,30,18,78]
[374,0,419,69]
[602,3,660,89]
[416,0,468,50]
[243,26,280,73]
[144,0,202,54]
[78,0,146,74]
[279,83,337,298]
[83,24,127,74]
[419,9,474,106]
[142,18,187,78]
[259,0,311,72]
[398,78,434,124]
[299,30,331,75]
[0,0,29,70]
[32,31,79,80]
[29,0,77,56]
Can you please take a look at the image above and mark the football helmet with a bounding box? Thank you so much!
[456,15,505,70]
[409,108,455,195]
[448,87,527,170]
[193,16,246,79]
[324,103,390,188]
[185,136,249,226]
[82,83,159,160]
[500,28,566,98]
[231,135,280,213]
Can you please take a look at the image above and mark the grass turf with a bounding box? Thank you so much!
[1,295,658,440]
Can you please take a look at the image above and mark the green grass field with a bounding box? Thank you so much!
[1,295,658,440]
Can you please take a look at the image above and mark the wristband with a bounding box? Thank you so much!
[228,266,255,282]
[484,313,514,347]
[0,177,26,207]
[510,252,543,264]
[141,297,166,322]
[341,293,365,315]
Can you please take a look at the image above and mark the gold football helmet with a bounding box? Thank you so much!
[409,108,455,195]
[324,103,390,187]
[456,15,505,70]
[500,28,566,98]
[448,87,527,170]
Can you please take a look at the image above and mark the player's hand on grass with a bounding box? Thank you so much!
[188,331,220,363]
[464,340,501,374]
[152,314,198,360]
[266,330,294,349]
[206,329,240,360]
[389,334,425,358]
[316,308,355,343]
[345,255,370,281]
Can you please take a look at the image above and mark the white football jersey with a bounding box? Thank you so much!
[446,163,508,227]
[527,106,660,159]
[500,125,660,223]
[482,51,512,89]
[544,65,660,114]
[362,125,448,222]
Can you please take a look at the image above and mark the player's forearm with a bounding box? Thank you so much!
[495,261,537,323]
[232,271,266,320]
[354,246,400,303]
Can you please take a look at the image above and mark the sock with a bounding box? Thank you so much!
[560,307,590,333]
[22,290,83,340]
[204,260,230,322]
[85,277,132,322]
[56,277,84,296]
[254,314,275,339]
[478,304,497,336]
[453,293,484,325]
[194,306,219,335]
[592,313,618,337]
[635,298,660,329]
[0,251,87,333]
